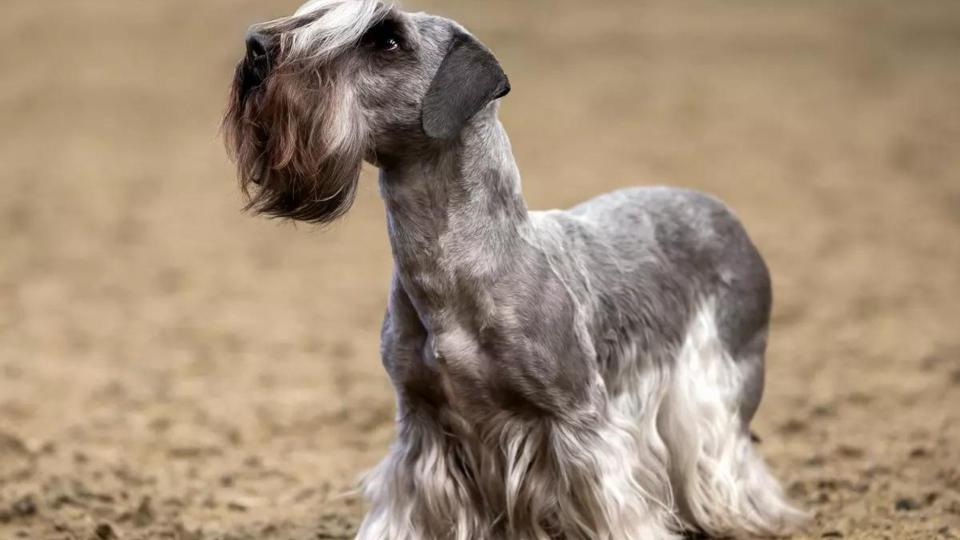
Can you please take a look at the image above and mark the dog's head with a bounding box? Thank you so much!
[222,0,510,223]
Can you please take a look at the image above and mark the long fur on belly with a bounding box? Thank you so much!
[357,299,806,539]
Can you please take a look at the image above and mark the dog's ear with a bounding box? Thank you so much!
[422,33,510,140]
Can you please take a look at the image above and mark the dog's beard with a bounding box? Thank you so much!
[223,63,365,224]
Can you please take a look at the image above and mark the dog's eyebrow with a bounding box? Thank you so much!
[281,0,394,58]
[360,9,408,41]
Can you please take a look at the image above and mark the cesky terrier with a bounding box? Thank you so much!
[223,0,807,538]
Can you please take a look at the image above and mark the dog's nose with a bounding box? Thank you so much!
[242,30,273,91]
[246,31,271,60]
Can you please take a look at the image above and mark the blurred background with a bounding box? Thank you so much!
[1,0,958,538]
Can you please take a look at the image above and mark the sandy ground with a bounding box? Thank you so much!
[1,0,959,538]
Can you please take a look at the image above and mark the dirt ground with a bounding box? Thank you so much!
[1,0,958,538]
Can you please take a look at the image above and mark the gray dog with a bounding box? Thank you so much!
[223,0,806,538]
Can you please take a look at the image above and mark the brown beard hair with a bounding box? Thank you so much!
[222,56,364,224]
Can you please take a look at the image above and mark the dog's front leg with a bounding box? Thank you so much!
[357,278,487,540]
[401,283,681,540]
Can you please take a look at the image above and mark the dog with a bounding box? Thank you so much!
[223,1,807,538]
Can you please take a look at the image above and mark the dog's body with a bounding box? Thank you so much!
[366,111,799,539]
[224,1,805,538]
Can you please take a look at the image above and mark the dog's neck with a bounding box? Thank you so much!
[379,104,531,314]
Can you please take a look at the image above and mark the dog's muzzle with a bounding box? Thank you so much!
[240,30,273,96]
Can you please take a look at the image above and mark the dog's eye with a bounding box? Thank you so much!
[381,37,399,51]
[363,20,402,53]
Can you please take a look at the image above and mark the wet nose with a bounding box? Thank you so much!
[242,30,272,91]
[246,31,271,60]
